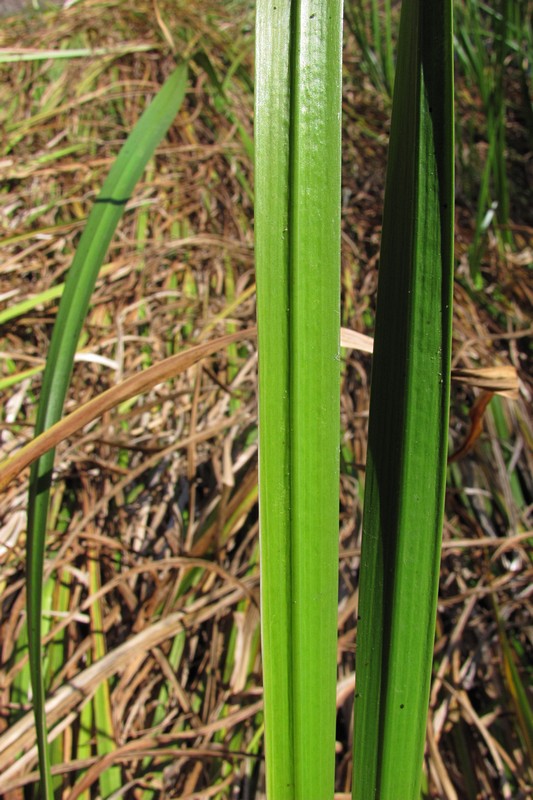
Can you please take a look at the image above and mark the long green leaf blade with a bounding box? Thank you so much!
[255,3,342,798]
[26,62,188,799]
[352,0,454,796]
[256,0,293,787]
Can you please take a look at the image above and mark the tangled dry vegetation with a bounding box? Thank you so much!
[0,1,531,797]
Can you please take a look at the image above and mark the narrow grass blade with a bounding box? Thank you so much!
[344,0,396,96]
[26,62,188,799]
[493,594,533,765]
[87,548,122,796]
[0,45,156,63]
[0,261,121,328]
[255,2,342,797]
[352,0,454,796]
[46,568,72,794]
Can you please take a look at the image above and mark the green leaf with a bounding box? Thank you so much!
[352,0,455,796]
[26,62,188,799]
[255,2,342,797]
